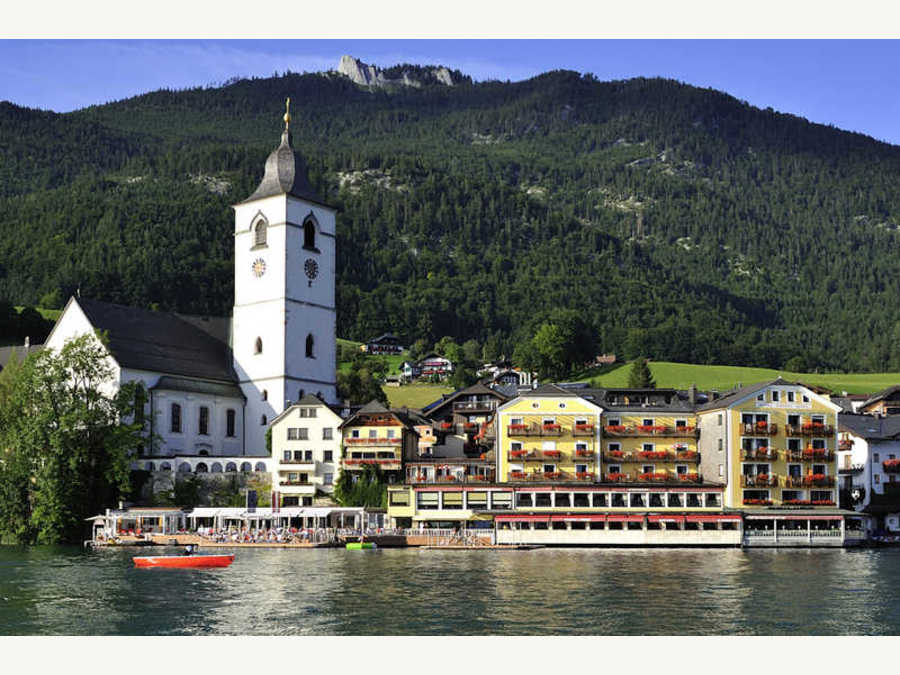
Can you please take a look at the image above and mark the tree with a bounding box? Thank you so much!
[333,464,387,507]
[337,369,389,406]
[0,333,145,544]
[408,338,429,361]
[627,357,656,389]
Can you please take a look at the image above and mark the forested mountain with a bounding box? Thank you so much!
[2,65,900,372]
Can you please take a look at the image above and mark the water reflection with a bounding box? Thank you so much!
[1,546,899,635]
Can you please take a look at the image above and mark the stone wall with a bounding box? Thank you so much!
[134,470,272,507]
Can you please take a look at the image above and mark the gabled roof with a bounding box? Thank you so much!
[269,393,342,427]
[839,413,900,440]
[366,333,402,344]
[859,385,900,410]
[521,383,580,397]
[71,297,236,383]
[0,343,42,370]
[420,381,508,419]
[579,387,696,413]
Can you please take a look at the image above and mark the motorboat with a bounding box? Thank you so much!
[133,553,234,568]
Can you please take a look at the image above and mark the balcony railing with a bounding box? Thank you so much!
[574,448,596,458]
[573,424,595,436]
[741,448,778,461]
[742,423,778,436]
[280,458,316,466]
[453,400,498,412]
[800,424,834,436]
[784,475,835,487]
[507,450,539,461]
[409,473,496,485]
[342,458,401,468]
[741,474,778,488]
[279,480,312,487]
[742,499,773,506]
[786,449,835,462]
[345,437,402,446]
[838,439,854,451]
[603,425,698,438]
[636,472,673,483]
[677,472,702,483]
[838,463,865,474]
[507,424,542,436]
[883,459,900,474]
[603,451,632,462]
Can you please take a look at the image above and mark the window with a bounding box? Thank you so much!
[490,492,512,510]
[417,492,439,510]
[369,429,377,438]
[535,493,551,507]
[198,407,209,435]
[875,475,881,484]
[304,450,313,461]
[283,451,291,461]
[303,217,317,250]
[717,414,723,426]
[787,391,795,402]
[757,393,765,401]
[556,493,571,507]
[643,443,654,453]
[516,493,533,508]
[718,464,724,477]
[170,403,182,433]
[287,428,308,440]
[323,451,333,462]
[630,493,645,507]
[874,453,880,463]
[261,415,267,426]
[254,219,267,247]
[389,490,409,506]
[511,441,523,451]
[592,493,607,507]
[611,493,626,507]
[254,337,263,354]
[802,394,810,403]
[772,391,780,402]
[643,418,653,426]
[351,429,360,438]
[705,494,721,507]
[718,438,723,452]
[608,442,621,452]
[466,492,488,509]
[387,429,396,439]
[226,409,236,437]
[306,334,315,358]
[262,389,268,401]
[607,418,620,427]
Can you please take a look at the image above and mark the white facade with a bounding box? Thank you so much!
[233,194,338,456]
[269,399,343,505]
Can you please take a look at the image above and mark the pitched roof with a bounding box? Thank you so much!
[74,298,236,383]
[579,387,697,413]
[697,378,791,411]
[521,383,580,397]
[150,376,244,399]
[839,413,900,440]
[0,343,42,370]
[421,381,508,418]
[859,385,900,410]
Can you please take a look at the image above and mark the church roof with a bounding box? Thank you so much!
[239,118,330,207]
[151,376,244,399]
[74,298,236,383]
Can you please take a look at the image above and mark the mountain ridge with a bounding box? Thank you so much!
[1,66,899,373]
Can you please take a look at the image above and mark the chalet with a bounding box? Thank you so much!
[362,333,405,355]
[418,353,453,379]
[858,385,900,416]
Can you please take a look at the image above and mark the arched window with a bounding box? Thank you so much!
[198,407,209,436]
[254,219,267,247]
[211,462,223,473]
[160,462,172,472]
[225,462,237,472]
[196,462,208,473]
[261,414,267,426]
[316,391,323,400]
[170,403,182,433]
[298,388,305,400]
[306,333,315,358]
[226,409,236,437]
[178,462,191,473]
[254,337,263,354]
[240,462,252,473]
[145,462,155,471]
[303,217,317,250]
[255,462,267,472]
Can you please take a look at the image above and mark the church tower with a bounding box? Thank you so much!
[232,100,337,455]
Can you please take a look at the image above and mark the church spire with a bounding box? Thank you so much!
[239,98,327,206]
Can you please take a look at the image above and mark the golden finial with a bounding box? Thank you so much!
[283,97,291,129]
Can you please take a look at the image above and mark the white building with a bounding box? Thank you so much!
[839,413,900,532]
[43,104,337,470]
[269,394,344,506]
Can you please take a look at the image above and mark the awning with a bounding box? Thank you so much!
[685,514,742,522]
[550,514,607,522]
[647,515,685,523]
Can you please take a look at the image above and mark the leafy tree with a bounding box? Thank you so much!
[408,338,429,361]
[0,333,145,544]
[783,355,807,373]
[333,464,387,507]
[337,369,389,406]
[462,339,482,365]
[434,336,463,365]
[627,358,656,389]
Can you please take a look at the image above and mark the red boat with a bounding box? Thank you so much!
[133,554,234,568]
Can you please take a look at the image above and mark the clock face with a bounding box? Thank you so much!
[251,258,267,278]
[304,258,319,280]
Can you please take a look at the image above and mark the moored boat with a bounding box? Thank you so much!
[133,554,234,568]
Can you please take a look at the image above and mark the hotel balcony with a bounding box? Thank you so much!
[785,423,834,436]
[409,473,495,485]
[741,474,778,488]
[453,400,498,413]
[603,425,699,438]
[278,480,315,494]
[344,437,402,447]
[277,459,316,472]
[741,448,778,461]
[572,424,596,437]
[883,459,900,474]
[785,449,835,462]
[838,439,854,451]
[342,455,402,471]
[507,449,540,461]
[603,451,633,462]
[742,423,778,436]
[574,448,596,459]
[783,475,835,488]
[838,463,865,474]
[636,471,674,483]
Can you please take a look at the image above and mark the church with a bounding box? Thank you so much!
[44,103,337,465]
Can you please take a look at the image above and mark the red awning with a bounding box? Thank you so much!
[685,514,742,522]
[550,514,607,522]
[605,514,644,522]
[647,515,685,523]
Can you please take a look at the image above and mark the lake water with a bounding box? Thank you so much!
[1,545,899,635]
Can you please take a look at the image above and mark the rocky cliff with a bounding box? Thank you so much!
[337,55,457,88]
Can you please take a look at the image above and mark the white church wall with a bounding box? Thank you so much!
[149,387,245,457]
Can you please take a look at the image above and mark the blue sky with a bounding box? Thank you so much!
[1,39,899,145]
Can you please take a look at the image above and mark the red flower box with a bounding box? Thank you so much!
[743,499,773,505]
[812,500,836,505]
[605,425,626,433]
[542,424,561,431]
[542,450,561,458]
[508,424,527,431]
[576,471,595,479]
[606,473,627,482]
[575,449,593,457]
[678,473,700,481]
[608,450,624,458]
[510,450,528,458]
[575,424,594,432]
[440,422,452,430]
[543,471,562,479]
[510,471,526,479]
